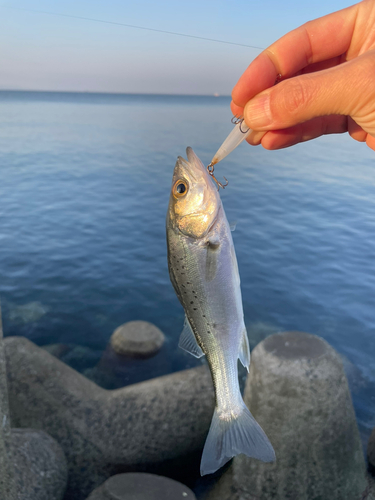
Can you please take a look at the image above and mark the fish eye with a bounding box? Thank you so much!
[173,179,188,198]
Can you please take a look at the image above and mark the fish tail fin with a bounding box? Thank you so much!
[200,402,275,476]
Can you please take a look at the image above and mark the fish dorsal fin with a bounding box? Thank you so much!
[239,327,250,372]
[179,316,204,358]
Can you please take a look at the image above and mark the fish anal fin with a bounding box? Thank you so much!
[239,327,250,372]
[200,402,275,476]
[179,316,204,358]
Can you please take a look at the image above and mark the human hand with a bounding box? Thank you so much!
[231,0,375,151]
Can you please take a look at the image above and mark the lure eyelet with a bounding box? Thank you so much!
[173,179,188,198]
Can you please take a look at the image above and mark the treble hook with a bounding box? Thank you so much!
[239,118,250,134]
[231,115,242,125]
[207,162,228,190]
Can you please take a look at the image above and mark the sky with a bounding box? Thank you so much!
[0,0,356,94]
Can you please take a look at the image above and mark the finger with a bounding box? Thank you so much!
[232,3,359,108]
[230,101,244,118]
[246,130,267,146]
[366,134,375,151]
[232,54,280,109]
[259,115,348,150]
[348,117,367,142]
[243,53,375,133]
[230,103,267,144]
[299,55,345,75]
[231,55,345,119]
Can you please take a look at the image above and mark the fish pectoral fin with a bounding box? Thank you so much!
[179,316,204,358]
[229,220,237,232]
[239,327,250,372]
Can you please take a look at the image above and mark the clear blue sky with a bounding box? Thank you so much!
[0,0,355,94]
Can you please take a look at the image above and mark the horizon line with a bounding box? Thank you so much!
[0,89,231,98]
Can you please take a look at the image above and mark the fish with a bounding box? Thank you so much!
[166,147,275,475]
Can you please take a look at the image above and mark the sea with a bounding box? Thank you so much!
[0,90,374,450]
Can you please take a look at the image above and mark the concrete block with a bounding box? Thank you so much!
[5,336,214,499]
[208,331,367,500]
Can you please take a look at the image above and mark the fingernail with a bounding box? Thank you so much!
[245,94,272,129]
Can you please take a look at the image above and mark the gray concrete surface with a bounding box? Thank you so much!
[5,336,214,500]
[207,331,367,500]
[0,307,16,500]
[86,473,196,500]
[12,428,67,500]
[110,321,165,358]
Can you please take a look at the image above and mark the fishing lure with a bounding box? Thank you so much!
[206,117,251,189]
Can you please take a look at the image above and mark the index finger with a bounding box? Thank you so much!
[232,2,359,108]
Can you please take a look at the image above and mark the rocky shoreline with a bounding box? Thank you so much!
[1,314,374,499]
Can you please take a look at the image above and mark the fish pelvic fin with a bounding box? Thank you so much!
[200,401,275,476]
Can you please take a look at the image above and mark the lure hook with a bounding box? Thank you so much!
[207,162,228,190]
[239,118,250,134]
[231,115,242,125]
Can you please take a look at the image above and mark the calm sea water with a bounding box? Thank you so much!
[0,91,374,445]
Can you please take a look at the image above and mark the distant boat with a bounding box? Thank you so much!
[213,92,220,97]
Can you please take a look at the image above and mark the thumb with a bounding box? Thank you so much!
[243,52,375,137]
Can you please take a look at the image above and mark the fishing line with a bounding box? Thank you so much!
[2,6,264,50]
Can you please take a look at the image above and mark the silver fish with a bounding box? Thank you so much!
[166,147,275,475]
